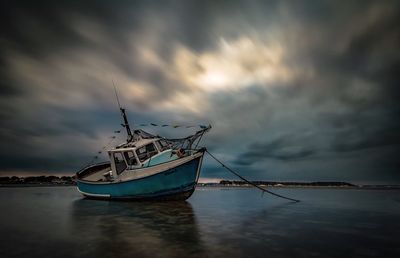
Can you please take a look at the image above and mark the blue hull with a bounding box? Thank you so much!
[77,156,202,201]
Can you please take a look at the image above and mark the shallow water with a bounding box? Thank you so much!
[0,186,399,258]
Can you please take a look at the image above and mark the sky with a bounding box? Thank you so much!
[0,0,399,184]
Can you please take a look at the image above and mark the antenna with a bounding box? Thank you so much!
[112,79,122,109]
[112,79,133,142]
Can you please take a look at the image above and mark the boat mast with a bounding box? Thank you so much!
[120,107,133,142]
[113,81,133,142]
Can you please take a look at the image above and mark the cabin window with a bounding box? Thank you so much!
[113,152,127,175]
[136,143,158,162]
[156,140,170,152]
[123,151,138,166]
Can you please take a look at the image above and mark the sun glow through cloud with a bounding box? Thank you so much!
[173,37,293,93]
[151,36,300,114]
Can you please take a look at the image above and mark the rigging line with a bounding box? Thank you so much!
[85,138,114,167]
[205,150,300,203]
[193,131,205,150]
[112,79,122,109]
[78,130,121,171]
[101,136,117,151]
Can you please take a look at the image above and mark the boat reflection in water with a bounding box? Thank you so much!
[70,199,205,257]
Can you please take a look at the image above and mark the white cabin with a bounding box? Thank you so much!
[107,138,177,179]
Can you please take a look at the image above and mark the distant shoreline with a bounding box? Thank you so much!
[1,176,399,190]
[198,185,400,190]
[1,184,399,190]
[0,184,75,188]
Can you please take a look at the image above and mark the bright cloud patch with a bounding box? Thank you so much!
[173,37,294,92]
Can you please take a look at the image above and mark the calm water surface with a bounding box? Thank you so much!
[0,186,399,258]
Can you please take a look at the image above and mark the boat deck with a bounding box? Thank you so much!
[77,162,113,182]
[84,168,112,182]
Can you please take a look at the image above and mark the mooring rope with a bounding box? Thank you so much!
[205,150,300,202]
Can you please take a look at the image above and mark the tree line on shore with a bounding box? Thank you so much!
[0,176,75,185]
[215,180,356,187]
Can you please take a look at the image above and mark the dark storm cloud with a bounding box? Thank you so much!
[0,0,399,183]
[0,1,191,100]
[219,1,400,171]
[234,137,316,166]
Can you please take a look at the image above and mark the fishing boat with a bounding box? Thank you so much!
[76,106,211,201]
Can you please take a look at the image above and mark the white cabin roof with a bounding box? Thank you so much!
[109,138,161,152]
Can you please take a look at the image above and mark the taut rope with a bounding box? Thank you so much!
[205,150,300,203]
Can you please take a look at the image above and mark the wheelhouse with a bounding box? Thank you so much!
[107,138,175,178]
